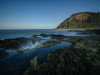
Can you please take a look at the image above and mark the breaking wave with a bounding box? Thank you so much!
[19,40,46,50]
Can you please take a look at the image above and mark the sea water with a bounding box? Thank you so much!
[0,29,90,40]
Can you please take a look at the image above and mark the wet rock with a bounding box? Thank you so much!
[34,41,61,49]
[92,29,100,35]
[0,39,18,50]
[42,41,61,47]
[32,35,40,38]
[33,36,38,38]
[27,49,32,52]
[79,29,100,35]
[16,50,25,53]
[30,56,40,70]
[0,50,8,58]
[50,34,65,39]
[40,34,49,37]
[34,45,41,49]
[73,37,100,51]
[0,37,35,50]
[34,35,40,36]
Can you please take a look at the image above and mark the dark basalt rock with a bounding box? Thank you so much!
[33,34,66,39]
[33,34,49,38]
[0,50,8,58]
[33,35,40,38]
[50,34,65,39]
[40,34,49,37]
[92,29,100,35]
[0,37,33,50]
[16,50,25,53]
[34,40,61,49]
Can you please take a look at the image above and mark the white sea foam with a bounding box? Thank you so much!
[19,40,46,50]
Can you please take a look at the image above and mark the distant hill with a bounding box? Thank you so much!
[56,12,100,29]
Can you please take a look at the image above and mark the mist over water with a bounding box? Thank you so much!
[19,39,47,50]
[19,40,36,50]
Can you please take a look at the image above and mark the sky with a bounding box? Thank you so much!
[0,0,100,29]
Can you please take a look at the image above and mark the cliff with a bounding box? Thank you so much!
[56,12,100,29]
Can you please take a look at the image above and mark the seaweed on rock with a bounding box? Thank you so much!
[24,38,100,75]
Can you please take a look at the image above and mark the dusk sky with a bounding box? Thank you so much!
[0,0,100,29]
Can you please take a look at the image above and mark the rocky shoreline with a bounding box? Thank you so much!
[0,30,100,75]
[0,34,66,50]
[23,36,100,75]
[0,34,68,58]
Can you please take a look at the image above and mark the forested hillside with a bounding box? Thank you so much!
[56,12,100,29]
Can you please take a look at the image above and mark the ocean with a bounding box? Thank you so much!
[0,29,90,40]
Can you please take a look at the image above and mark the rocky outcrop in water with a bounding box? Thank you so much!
[0,37,34,50]
[34,41,61,49]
